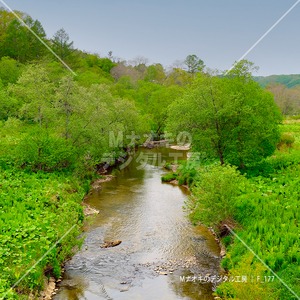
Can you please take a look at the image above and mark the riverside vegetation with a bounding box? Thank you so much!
[0,8,299,299]
[163,117,300,300]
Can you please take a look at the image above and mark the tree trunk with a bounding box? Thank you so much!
[218,148,224,165]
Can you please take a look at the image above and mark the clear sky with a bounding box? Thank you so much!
[1,0,300,75]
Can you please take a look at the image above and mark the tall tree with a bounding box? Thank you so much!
[54,76,80,139]
[184,54,205,74]
[166,61,282,168]
[145,64,166,83]
[51,28,74,60]
[0,9,21,38]
[0,15,46,62]
[148,85,183,134]
[9,65,54,127]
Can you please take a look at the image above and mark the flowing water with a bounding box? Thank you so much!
[54,148,221,300]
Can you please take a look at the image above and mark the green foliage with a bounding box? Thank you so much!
[0,57,23,86]
[74,53,115,86]
[75,70,112,87]
[278,132,295,148]
[289,114,300,120]
[192,121,300,299]
[164,68,193,86]
[176,161,198,186]
[222,164,300,299]
[144,63,166,83]
[0,167,85,297]
[15,128,77,171]
[242,133,300,177]
[167,61,282,168]
[163,162,173,170]
[111,77,183,134]
[9,65,54,126]
[216,255,278,300]
[0,83,19,120]
[147,85,183,134]
[254,74,300,89]
[187,164,248,227]
[0,14,47,62]
[161,159,200,186]
[5,66,144,173]
[222,235,233,247]
[190,161,300,299]
[51,28,74,61]
[161,173,177,182]
[1,8,298,300]
[96,57,116,74]
[0,19,152,295]
[184,54,205,74]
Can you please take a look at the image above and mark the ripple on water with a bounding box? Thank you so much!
[54,149,220,300]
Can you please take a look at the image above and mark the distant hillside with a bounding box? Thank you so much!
[254,74,300,88]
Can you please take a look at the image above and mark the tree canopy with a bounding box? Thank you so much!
[166,61,282,168]
[184,54,205,74]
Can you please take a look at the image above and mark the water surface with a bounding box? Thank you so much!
[55,148,220,299]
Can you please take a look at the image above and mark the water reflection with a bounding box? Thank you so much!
[54,148,220,300]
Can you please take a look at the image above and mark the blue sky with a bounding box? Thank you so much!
[2,0,300,75]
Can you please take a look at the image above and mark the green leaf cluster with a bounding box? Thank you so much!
[0,168,86,297]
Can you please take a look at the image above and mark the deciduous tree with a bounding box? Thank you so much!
[167,61,282,168]
[9,65,54,126]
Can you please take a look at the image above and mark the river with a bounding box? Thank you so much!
[54,148,221,300]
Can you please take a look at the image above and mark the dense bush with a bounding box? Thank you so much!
[15,129,77,172]
[186,164,248,228]
[189,121,300,299]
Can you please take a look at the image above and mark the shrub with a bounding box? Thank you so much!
[161,160,200,186]
[163,162,173,171]
[161,173,177,182]
[186,165,248,228]
[15,129,77,172]
[277,133,295,149]
[176,160,200,186]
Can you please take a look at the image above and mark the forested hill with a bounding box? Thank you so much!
[254,74,300,88]
[0,7,300,300]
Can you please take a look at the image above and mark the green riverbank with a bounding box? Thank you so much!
[162,120,300,300]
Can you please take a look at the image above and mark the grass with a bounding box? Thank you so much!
[184,119,300,300]
[0,122,89,298]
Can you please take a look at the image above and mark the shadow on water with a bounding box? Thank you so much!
[54,148,221,300]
